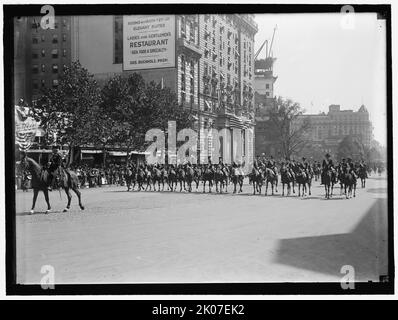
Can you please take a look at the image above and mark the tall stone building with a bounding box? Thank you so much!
[15,16,72,103]
[70,14,258,165]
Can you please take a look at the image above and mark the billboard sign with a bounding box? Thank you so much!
[123,15,175,70]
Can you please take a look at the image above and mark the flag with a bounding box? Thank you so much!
[161,77,164,89]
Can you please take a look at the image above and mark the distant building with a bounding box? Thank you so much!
[254,56,279,157]
[17,16,72,103]
[296,104,373,158]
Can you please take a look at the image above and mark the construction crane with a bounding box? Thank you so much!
[267,25,277,58]
[254,24,277,60]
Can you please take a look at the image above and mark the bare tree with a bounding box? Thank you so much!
[268,96,311,159]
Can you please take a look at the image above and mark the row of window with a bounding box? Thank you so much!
[32,49,67,59]
[32,78,59,89]
[31,18,68,29]
[32,33,67,44]
[32,63,67,74]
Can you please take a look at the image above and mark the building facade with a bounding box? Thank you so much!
[297,104,373,158]
[69,14,258,165]
[16,16,72,103]
[254,57,279,157]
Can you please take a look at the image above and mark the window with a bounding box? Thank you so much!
[62,19,67,27]
[41,64,45,72]
[32,65,39,74]
[63,49,67,57]
[51,49,58,58]
[33,79,39,89]
[266,84,270,89]
[41,49,45,57]
[204,62,208,75]
[266,92,270,97]
[52,64,58,73]
[52,79,59,88]
[181,75,186,92]
[190,60,194,77]
[190,78,194,94]
[181,55,185,72]
[41,79,46,87]
[41,35,45,42]
[32,51,38,59]
[52,34,58,43]
[181,92,186,103]
[62,34,67,42]
[32,37,38,44]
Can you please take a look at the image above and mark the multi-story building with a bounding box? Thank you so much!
[69,14,258,165]
[296,104,373,158]
[254,56,279,157]
[17,16,72,103]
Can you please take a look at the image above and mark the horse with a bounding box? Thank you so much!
[151,166,163,191]
[177,165,186,192]
[264,167,278,196]
[321,168,335,199]
[230,166,244,194]
[160,166,169,191]
[20,156,84,214]
[342,169,357,199]
[249,167,264,195]
[125,166,136,191]
[167,165,178,191]
[357,166,367,188]
[193,166,202,191]
[184,164,195,192]
[202,164,215,193]
[313,165,321,182]
[214,165,229,193]
[280,166,294,196]
[295,167,311,197]
[144,165,153,191]
[136,166,146,191]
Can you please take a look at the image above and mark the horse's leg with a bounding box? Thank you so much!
[203,180,206,193]
[30,188,39,214]
[43,189,51,214]
[353,183,356,197]
[72,187,85,210]
[63,187,72,212]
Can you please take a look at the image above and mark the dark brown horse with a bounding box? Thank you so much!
[20,156,84,214]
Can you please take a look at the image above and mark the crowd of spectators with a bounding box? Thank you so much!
[70,163,129,188]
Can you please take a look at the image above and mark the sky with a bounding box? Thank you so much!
[254,13,387,146]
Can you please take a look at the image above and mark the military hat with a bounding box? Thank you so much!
[342,158,346,161]
[302,157,306,161]
[52,145,60,150]
[325,153,331,158]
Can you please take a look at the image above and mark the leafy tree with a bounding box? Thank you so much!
[336,135,362,160]
[100,74,192,161]
[268,96,310,159]
[31,61,102,166]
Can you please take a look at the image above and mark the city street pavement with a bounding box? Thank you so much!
[15,173,388,284]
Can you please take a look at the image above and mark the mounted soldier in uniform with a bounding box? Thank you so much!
[48,145,64,191]
[321,153,334,185]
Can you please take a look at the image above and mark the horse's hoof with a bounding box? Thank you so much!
[80,206,85,210]
[29,210,34,215]
[63,208,68,212]
[45,210,50,214]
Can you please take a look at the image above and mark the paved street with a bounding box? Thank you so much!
[15,174,388,284]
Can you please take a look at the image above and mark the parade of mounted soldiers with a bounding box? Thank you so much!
[18,144,381,216]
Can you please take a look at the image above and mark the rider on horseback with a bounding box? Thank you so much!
[48,145,63,191]
[347,158,358,178]
[321,153,335,185]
